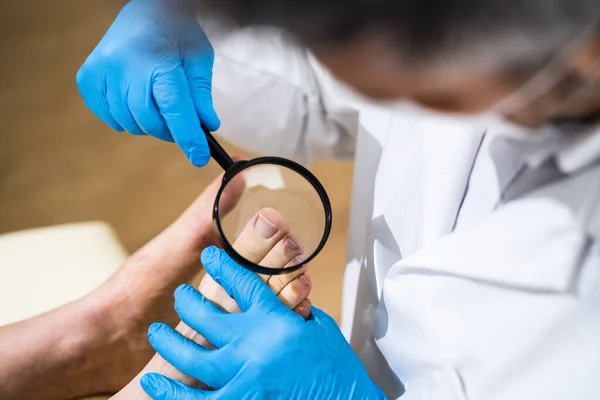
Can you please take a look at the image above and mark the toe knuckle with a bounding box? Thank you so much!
[269,277,286,294]
[289,279,310,298]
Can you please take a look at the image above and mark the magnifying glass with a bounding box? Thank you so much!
[203,126,332,276]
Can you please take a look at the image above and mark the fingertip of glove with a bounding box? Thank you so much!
[147,322,165,340]
[307,306,325,320]
[187,146,210,167]
[201,246,236,282]
[174,283,194,297]
[196,99,221,132]
[203,115,221,132]
[140,373,162,395]
[200,246,220,264]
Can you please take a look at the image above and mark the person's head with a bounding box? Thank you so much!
[206,0,600,126]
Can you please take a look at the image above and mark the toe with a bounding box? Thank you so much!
[278,273,311,310]
[293,298,312,320]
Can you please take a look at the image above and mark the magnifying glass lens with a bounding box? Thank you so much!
[216,162,329,274]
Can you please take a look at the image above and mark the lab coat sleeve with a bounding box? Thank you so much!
[201,19,360,165]
[476,246,600,400]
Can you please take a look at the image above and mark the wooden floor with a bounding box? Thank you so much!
[0,0,353,321]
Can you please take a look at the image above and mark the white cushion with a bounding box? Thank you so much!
[0,222,128,400]
[0,222,127,326]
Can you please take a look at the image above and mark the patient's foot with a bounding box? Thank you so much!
[200,207,312,318]
[77,173,312,396]
[68,174,238,395]
[109,207,312,399]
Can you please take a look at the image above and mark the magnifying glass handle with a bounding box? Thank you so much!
[202,125,235,171]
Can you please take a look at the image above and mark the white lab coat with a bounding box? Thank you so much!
[206,24,600,400]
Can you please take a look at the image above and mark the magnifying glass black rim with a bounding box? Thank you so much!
[212,156,332,276]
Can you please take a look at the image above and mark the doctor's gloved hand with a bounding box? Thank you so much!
[140,247,386,400]
[76,0,218,167]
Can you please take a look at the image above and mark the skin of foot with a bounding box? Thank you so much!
[0,173,311,400]
[111,207,312,399]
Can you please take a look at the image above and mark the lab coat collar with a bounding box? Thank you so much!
[484,115,600,174]
[385,113,599,294]
[553,122,600,172]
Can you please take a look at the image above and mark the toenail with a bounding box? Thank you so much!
[255,213,278,239]
[299,274,311,286]
[290,255,306,267]
[285,237,299,250]
[299,299,311,309]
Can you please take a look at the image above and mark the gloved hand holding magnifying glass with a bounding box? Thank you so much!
[203,126,332,276]
[76,0,332,275]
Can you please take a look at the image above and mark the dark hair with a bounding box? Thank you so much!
[203,0,600,72]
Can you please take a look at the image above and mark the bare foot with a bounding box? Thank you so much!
[61,172,246,396]
[111,207,312,399]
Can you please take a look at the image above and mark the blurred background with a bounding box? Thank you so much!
[0,0,353,321]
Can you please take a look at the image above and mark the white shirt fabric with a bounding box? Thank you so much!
[205,25,600,400]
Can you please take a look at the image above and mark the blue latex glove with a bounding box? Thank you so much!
[140,247,386,400]
[76,0,219,167]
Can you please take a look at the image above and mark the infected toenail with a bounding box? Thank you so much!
[255,213,278,239]
[290,255,306,267]
[286,237,299,250]
[299,274,311,286]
